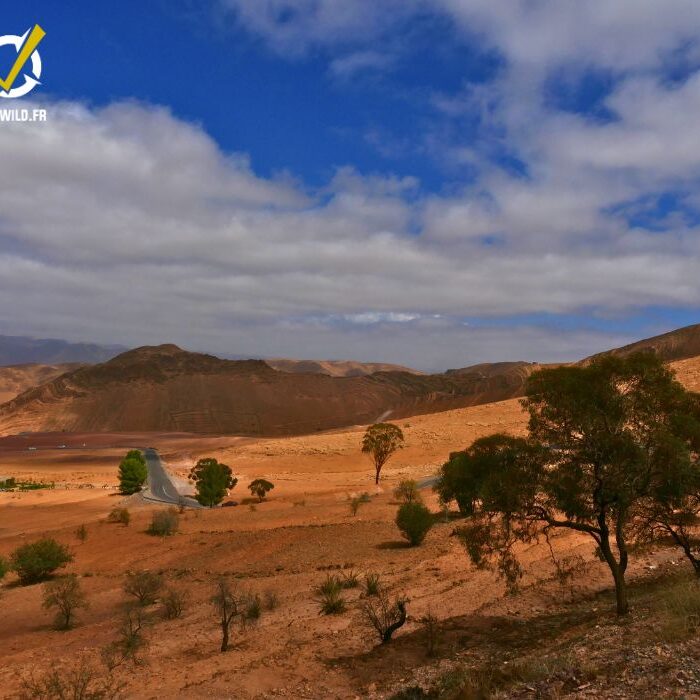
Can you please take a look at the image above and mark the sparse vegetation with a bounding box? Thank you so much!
[0,555,8,581]
[189,457,238,507]
[657,578,700,640]
[341,569,360,588]
[362,589,407,643]
[348,491,370,516]
[248,478,275,502]
[211,578,244,652]
[244,593,262,622]
[123,570,163,606]
[315,575,347,615]
[393,479,422,504]
[421,609,440,657]
[107,606,148,664]
[118,450,147,495]
[146,508,179,537]
[19,657,125,700]
[161,586,185,619]
[42,574,88,630]
[362,423,405,484]
[364,572,381,596]
[11,538,73,585]
[107,507,130,526]
[396,501,433,546]
[263,589,279,610]
[75,523,88,543]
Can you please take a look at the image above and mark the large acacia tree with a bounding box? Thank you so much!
[438,352,700,615]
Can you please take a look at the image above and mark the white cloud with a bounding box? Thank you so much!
[4,2,700,367]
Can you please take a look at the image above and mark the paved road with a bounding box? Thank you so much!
[143,448,202,508]
[418,475,439,489]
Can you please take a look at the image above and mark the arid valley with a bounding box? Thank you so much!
[1,327,700,699]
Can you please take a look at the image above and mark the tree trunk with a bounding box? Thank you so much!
[220,622,229,652]
[599,534,629,615]
[375,465,380,485]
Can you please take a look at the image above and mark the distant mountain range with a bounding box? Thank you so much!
[0,335,125,365]
[0,324,698,437]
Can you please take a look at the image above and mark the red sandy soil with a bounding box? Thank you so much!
[0,358,698,698]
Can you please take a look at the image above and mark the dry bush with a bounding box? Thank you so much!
[243,593,262,623]
[421,608,440,657]
[105,607,149,665]
[146,509,179,537]
[211,578,247,652]
[19,657,125,700]
[658,579,700,640]
[362,589,407,643]
[107,508,130,526]
[75,524,88,543]
[42,574,88,630]
[348,492,371,516]
[123,570,163,606]
[393,479,422,505]
[161,586,185,619]
[263,590,279,610]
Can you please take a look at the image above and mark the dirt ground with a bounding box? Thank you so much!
[0,397,696,699]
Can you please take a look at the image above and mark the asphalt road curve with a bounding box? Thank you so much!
[143,448,202,508]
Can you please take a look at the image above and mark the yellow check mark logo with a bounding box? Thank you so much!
[0,24,45,94]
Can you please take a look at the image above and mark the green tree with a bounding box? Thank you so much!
[362,423,405,485]
[248,478,274,502]
[118,451,147,495]
[396,502,433,546]
[442,352,700,616]
[189,458,237,507]
[11,538,73,585]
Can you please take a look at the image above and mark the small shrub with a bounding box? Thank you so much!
[421,609,440,657]
[393,479,422,505]
[19,657,125,700]
[244,593,262,622]
[364,572,381,596]
[161,586,185,619]
[348,492,371,516]
[107,508,130,526]
[315,575,346,615]
[658,579,700,640]
[75,524,88,543]
[107,607,148,664]
[42,574,88,630]
[124,570,163,606]
[341,569,360,589]
[363,589,408,643]
[396,502,433,546]
[0,555,8,580]
[147,508,179,537]
[263,590,279,610]
[11,538,73,585]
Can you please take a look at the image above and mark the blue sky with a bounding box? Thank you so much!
[1,1,699,370]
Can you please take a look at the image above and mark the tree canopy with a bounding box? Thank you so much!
[436,352,700,615]
[362,423,405,484]
[118,450,147,495]
[189,458,237,507]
